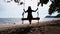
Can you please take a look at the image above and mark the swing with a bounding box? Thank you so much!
[21,0,40,24]
[21,11,40,24]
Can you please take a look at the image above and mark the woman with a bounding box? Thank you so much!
[23,6,38,24]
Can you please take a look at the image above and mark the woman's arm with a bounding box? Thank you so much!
[22,12,24,16]
[23,9,27,13]
[35,8,38,11]
[22,9,27,15]
[23,9,25,12]
[33,8,38,12]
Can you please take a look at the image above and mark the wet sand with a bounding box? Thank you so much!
[0,20,60,34]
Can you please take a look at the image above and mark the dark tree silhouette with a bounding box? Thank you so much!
[38,0,60,17]
[49,0,60,17]
[14,0,19,3]
[4,0,23,5]
[37,0,60,18]
[37,0,49,6]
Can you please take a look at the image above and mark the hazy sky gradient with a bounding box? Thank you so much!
[0,0,58,18]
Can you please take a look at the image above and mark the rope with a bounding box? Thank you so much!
[37,0,39,18]
[37,7,39,18]
[22,0,25,24]
[24,0,25,9]
[22,0,25,18]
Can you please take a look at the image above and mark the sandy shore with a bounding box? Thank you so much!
[0,19,53,31]
[0,19,60,34]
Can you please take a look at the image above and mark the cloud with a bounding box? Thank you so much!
[0,0,58,18]
[0,5,5,12]
[0,0,23,18]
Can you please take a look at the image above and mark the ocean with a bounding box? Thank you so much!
[0,18,60,24]
[0,18,21,24]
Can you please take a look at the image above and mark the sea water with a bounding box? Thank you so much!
[0,18,21,24]
[0,18,60,24]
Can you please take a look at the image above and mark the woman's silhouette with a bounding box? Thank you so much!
[23,6,38,24]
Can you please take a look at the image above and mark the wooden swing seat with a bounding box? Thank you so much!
[22,17,40,20]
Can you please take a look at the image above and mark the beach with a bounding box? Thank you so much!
[0,19,60,34]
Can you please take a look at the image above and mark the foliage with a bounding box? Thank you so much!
[49,0,60,15]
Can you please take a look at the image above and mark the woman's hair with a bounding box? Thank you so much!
[28,6,31,10]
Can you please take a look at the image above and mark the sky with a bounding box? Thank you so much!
[0,0,58,18]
